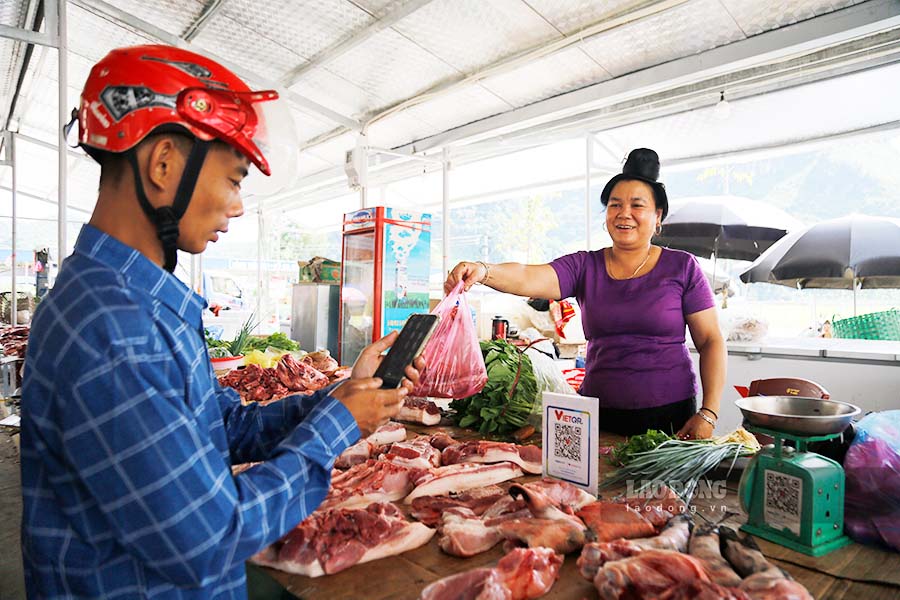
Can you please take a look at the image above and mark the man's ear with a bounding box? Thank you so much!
[143,136,186,198]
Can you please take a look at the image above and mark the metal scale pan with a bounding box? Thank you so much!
[735,396,860,437]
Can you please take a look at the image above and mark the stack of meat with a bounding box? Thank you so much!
[250,427,547,580]
[0,325,29,357]
[218,353,336,404]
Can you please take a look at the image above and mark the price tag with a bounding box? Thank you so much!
[542,391,599,495]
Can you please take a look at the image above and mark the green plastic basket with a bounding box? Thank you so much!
[832,309,900,341]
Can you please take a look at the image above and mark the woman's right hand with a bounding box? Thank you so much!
[444,261,487,294]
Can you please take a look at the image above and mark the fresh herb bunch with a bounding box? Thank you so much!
[204,329,230,350]
[227,314,258,357]
[611,430,673,465]
[450,340,538,436]
[601,437,749,503]
[246,332,300,352]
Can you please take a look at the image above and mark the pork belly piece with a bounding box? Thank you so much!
[405,462,524,503]
[438,508,511,557]
[323,459,422,510]
[578,515,693,581]
[334,439,376,469]
[688,526,743,587]
[384,436,442,469]
[520,478,596,509]
[366,421,408,446]
[398,397,442,426]
[576,501,657,542]
[421,547,563,600]
[409,485,508,527]
[720,527,814,600]
[442,440,542,475]
[300,350,339,374]
[252,502,434,577]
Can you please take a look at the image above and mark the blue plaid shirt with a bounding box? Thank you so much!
[20,225,360,599]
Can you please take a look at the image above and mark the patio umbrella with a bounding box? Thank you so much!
[654,195,801,289]
[739,214,900,315]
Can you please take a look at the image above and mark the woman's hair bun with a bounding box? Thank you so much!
[622,148,660,182]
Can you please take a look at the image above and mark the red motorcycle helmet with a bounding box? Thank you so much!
[73,45,279,271]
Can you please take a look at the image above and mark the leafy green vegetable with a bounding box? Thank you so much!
[208,347,233,359]
[205,329,230,349]
[611,429,673,465]
[246,332,300,352]
[450,340,538,437]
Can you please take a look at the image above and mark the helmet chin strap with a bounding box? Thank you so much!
[127,140,211,272]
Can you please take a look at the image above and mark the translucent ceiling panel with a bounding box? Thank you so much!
[524,0,643,35]
[106,0,206,38]
[391,0,560,73]
[720,0,865,37]
[580,0,744,78]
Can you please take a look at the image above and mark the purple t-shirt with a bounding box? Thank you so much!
[550,248,714,409]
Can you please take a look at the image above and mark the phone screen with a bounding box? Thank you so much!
[373,314,440,389]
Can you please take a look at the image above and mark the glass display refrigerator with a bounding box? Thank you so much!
[339,207,431,365]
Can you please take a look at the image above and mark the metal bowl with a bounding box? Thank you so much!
[735,396,860,436]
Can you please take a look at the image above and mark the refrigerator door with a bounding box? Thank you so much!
[291,283,339,357]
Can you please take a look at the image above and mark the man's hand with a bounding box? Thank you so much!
[340,333,427,436]
[331,379,407,437]
[351,331,426,395]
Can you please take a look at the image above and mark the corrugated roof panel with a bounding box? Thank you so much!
[192,11,306,82]
[321,27,459,108]
[0,0,27,27]
[481,45,611,107]
[350,0,407,19]
[297,150,336,178]
[366,109,435,149]
[66,4,157,62]
[290,107,337,141]
[303,130,358,167]
[106,0,206,38]
[403,83,511,136]
[219,0,374,64]
[391,0,560,73]
[720,0,865,37]
[580,0,745,78]
[290,66,383,118]
[0,38,22,108]
[524,0,648,35]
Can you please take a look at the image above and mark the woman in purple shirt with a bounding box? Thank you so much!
[445,149,726,440]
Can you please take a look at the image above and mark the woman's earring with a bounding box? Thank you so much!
[654,223,662,236]
[602,221,608,232]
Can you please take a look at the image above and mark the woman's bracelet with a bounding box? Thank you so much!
[696,411,716,427]
[699,406,719,420]
[476,261,491,285]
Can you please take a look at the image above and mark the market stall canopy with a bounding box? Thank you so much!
[655,196,802,261]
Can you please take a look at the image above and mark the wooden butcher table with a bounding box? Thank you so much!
[258,424,900,600]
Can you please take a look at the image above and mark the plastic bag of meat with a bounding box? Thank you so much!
[411,282,487,399]
[844,410,900,551]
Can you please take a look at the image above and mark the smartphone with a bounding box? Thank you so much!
[373,313,440,389]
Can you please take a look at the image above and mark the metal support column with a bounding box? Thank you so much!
[585,135,592,251]
[442,147,450,279]
[55,0,68,269]
[10,134,17,326]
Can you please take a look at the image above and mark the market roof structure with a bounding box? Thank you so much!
[1,0,900,219]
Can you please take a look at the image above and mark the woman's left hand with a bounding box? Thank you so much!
[676,413,715,440]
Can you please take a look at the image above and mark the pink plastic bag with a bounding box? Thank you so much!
[411,282,487,399]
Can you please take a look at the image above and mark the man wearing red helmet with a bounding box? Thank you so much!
[20,45,420,598]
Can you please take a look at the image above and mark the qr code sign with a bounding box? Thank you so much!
[554,422,582,461]
[765,471,801,515]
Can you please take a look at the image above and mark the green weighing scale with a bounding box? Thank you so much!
[736,396,860,557]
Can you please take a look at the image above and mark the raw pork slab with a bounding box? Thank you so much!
[442,440,542,474]
[409,485,508,527]
[576,501,657,542]
[398,397,442,426]
[334,421,409,469]
[384,437,442,469]
[323,459,422,510]
[420,547,563,600]
[405,462,523,503]
[252,502,434,578]
[366,421,408,446]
